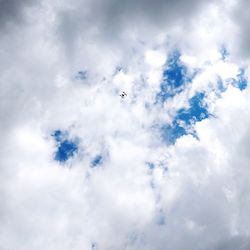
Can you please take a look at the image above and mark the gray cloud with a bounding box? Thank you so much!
[215,236,250,250]
[0,0,37,30]
[231,0,250,59]
[1,0,250,250]
[55,0,216,58]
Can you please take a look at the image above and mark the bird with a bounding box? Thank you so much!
[120,91,127,98]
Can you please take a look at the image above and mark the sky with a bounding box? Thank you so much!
[1,0,250,249]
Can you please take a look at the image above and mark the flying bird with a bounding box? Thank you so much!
[120,91,127,98]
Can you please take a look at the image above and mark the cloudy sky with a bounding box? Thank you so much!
[1,0,250,249]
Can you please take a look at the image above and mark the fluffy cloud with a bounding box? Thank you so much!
[1,0,250,250]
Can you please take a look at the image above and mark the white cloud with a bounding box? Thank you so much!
[1,0,250,249]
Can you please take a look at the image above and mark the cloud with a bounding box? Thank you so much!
[230,0,250,60]
[0,0,36,30]
[1,0,250,250]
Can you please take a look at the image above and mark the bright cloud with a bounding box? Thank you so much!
[1,0,250,249]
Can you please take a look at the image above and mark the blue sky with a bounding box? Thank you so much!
[157,51,189,102]
[91,154,103,167]
[1,1,250,250]
[52,130,78,162]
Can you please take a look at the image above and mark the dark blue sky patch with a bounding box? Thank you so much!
[75,70,87,80]
[161,92,210,145]
[52,130,78,163]
[55,140,78,162]
[231,69,248,90]
[164,51,186,88]
[91,155,103,168]
[176,92,210,124]
[156,50,193,103]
